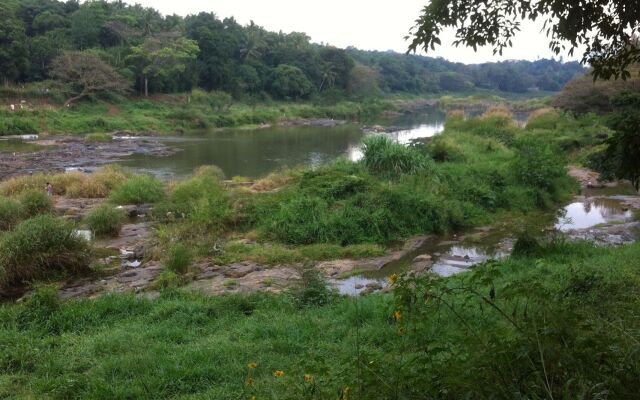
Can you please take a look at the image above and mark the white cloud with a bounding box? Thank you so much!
[122,0,580,64]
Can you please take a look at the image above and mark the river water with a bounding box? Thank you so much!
[121,109,446,179]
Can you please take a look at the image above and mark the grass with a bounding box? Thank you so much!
[109,175,165,205]
[0,241,638,398]
[85,133,113,143]
[84,204,126,237]
[0,96,395,136]
[0,215,90,290]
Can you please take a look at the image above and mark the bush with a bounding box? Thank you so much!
[84,205,126,237]
[361,135,432,178]
[430,136,467,162]
[290,264,333,308]
[0,215,90,289]
[164,244,193,274]
[109,175,165,205]
[0,197,24,231]
[0,118,38,136]
[19,190,53,217]
[512,136,566,191]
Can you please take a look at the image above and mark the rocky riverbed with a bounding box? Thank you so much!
[0,135,178,179]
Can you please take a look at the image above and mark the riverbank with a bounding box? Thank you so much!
[3,107,634,301]
[0,92,551,137]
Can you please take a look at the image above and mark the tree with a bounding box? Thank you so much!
[0,2,29,86]
[51,51,129,107]
[409,0,640,80]
[602,92,640,190]
[127,35,199,96]
[269,64,313,100]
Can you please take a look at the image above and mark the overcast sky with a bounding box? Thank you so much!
[123,0,578,65]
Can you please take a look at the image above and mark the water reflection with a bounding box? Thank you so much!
[556,198,634,231]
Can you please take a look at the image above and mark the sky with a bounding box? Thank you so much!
[122,0,578,65]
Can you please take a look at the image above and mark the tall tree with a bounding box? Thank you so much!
[409,0,640,80]
[0,2,29,86]
[51,51,129,106]
[127,35,199,97]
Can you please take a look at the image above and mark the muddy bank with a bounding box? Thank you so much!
[0,136,178,179]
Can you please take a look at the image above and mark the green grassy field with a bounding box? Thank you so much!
[1,240,639,399]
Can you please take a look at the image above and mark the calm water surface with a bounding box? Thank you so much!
[122,109,446,179]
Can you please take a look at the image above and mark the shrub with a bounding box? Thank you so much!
[193,165,225,181]
[0,215,90,289]
[164,244,193,274]
[84,204,126,237]
[430,136,467,162]
[361,135,432,178]
[290,264,333,308]
[109,175,165,205]
[85,133,113,143]
[19,190,53,217]
[512,136,566,191]
[512,231,543,257]
[0,197,24,231]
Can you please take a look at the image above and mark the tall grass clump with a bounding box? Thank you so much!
[0,197,24,231]
[84,204,126,237]
[109,175,165,205]
[161,173,231,234]
[164,243,193,274]
[19,190,53,217]
[0,215,90,290]
[361,135,432,178]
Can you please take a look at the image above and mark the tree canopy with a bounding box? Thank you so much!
[409,0,640,80]
[2,0,586,99]
[51,51,129,106]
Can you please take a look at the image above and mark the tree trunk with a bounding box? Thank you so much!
[144,77,149,97]
[64,91,88,108]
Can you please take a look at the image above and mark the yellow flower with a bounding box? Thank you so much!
[273,370,285,378]
[245,377,254,386]
[394,310,402,321]
[388,274,398,285]
[304,374,314,383]
[247,362,258,369]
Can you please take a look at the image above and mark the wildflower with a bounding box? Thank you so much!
[245,377,254,386]
[304,374,314,383]
[394,310,402,321]
[247,362,257,369]
[273,370,285,378]
[388,274,398,285]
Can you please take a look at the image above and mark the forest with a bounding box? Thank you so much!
[0,0,585,102]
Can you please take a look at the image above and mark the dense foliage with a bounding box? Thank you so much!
[1,0,584,101]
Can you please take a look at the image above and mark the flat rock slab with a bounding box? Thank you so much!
[188,266,299,295]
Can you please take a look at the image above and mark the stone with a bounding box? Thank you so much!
[412,254,432,262]
[224,262,261,278]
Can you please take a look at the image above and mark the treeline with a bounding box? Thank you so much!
[1,0,585,101]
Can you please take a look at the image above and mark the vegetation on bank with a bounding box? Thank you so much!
[1,240,639,398]
[0,107,608,294]
[0,95,393,136]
